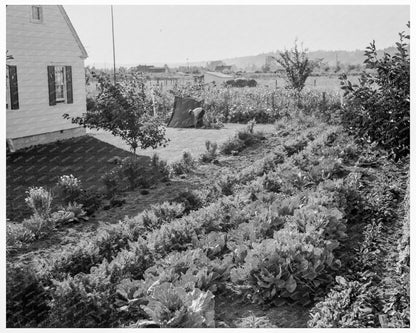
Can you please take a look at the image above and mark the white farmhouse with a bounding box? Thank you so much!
[6,5,88,150]
[203,71,234,86]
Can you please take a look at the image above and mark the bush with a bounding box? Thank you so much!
[283,137,308,156]
[56,175,82,205]
[120,156,149,190]
[22,214,55,240]
[220,137,245,155]
[231,229,340,305]
[215,171,238,196]
[50,203,88,225]
[308,277,378,328]
[25,187,53,219]
[6,263,50,328]
[340,23,410,159]
[172,190,203,214]
[139,283,215,328]
[6,222,35,249]
[170,151,196,175]
[200,140,218,163]
[75,189,102,215]
[101,168,122,196]
[151,153,170,181]
[271,40,315,92]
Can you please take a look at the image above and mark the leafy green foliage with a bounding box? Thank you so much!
[140,283,215,328]
[6,222,35,250]
[56,175,82,205]
[24,187,53,219]
[151,153,170,181]
[231,229,340,305]
[170,150,196,175]
[50,202,88,225]
[272,40,315,92]
[340,23,410,159]
[308,276,378,328]
[6,263,49,328]
[64,76,169,155]
[200,140,218,163]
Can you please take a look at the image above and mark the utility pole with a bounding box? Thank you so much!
[111,5,116,84]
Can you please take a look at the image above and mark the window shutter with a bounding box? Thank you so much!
[65,66,73,104]
[47,66,56,106]
[9,65,19,110]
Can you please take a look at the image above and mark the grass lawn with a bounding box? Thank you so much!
[88,123,276,163]
[6,135,150,222]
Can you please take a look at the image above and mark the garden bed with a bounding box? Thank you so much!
[6,135,151,222]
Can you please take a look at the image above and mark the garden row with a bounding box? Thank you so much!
[6,120,266,252]
[7,115,370,328]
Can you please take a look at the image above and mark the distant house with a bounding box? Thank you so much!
[203,71,234,85]
[214,65,232,74]
[6,5,88,151]
[135,64,168,74]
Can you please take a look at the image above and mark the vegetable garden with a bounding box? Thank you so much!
[6,25,410,328]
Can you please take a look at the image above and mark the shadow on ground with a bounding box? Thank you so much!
[6,135,149,222]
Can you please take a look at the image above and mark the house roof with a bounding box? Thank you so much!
[58,5,88,59]
[204,71,233,78]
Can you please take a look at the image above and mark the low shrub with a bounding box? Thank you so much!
[151,153,170,181]
[75,189,103,215]
[260,171,283,193]
[6,222,35,249]
[22,214,55,240]
[283,137,308,156]
[231,228,341,305]
[25,187,53,219]
[6,263,50,328]
[50,203,88,225]
[139,282,215,328]
[170,151,196,175]
[139,202,185,232]
[101,168,122,197]
[200,140,218,163]
[120,156,149,190]
[308,276,378,328]
[56,175,83,205]
[220,137,245,155]
[215,171,238,196]
[172,190,203,214]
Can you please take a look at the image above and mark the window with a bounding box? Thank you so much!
[6,65,19,110]
[6,67,10,109]
[54,66,66,102]
[31,6,43,23]
[47,65,73,106]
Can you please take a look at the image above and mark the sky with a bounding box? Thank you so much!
[63,5,408,67]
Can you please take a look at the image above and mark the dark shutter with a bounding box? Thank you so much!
[8,65,19,110]
[65,66,73,104]
[47,66,56,106]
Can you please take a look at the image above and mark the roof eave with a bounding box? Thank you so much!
[58,5,88,59]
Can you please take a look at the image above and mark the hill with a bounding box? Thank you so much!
[219,47,397,70]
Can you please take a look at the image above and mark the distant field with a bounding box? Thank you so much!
[253,74,360,92]
[87,73,360,97]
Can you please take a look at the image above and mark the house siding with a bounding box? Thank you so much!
[6,5,86,140]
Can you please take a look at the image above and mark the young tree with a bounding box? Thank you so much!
[272,41,315,92]
[64,75,168,156]
[340,22,410,160]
